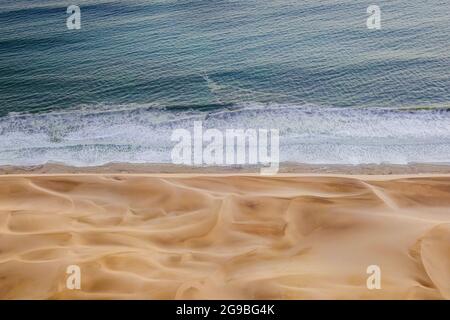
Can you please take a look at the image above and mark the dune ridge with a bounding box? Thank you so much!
[0,174,449,299]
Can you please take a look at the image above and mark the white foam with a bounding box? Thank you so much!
[0,103,449,166]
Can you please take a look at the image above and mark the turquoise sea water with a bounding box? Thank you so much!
[0,0,449,165]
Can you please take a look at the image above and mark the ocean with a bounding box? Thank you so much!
[0,0,449,166]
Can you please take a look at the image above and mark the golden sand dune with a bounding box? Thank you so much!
[0,174,449,299]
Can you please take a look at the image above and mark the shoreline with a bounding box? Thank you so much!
[1,162,450,175]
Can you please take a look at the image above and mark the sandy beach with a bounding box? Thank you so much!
[0,170,449,299]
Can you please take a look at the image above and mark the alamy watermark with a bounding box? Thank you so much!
[171,122,280,175]
[367,5,381,30]
[66,5,381,31]
[366,265,381,290]
[67,5,81,30]
[66,264,81,290]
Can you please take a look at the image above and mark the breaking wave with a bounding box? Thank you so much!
[0,102,449,166]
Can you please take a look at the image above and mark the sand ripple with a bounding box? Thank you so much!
[0,175,449,299]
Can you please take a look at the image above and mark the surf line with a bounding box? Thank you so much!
[171,121,280,175]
